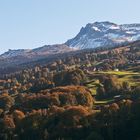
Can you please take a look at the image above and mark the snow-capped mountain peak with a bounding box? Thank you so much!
[65,21,140,49]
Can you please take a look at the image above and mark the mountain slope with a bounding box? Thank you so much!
[0,44,73,59]
[0,44,74,68]
[65,21,140,49]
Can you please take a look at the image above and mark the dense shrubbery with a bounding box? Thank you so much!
[1,97,140,140]
[53,69,87,86]
[0,83,139,140]
[14,86,94,110]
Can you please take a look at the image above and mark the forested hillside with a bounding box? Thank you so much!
[0,41,140,140]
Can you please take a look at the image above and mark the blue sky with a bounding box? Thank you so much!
[0,0,140,54]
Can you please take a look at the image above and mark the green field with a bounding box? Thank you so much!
[95,70,140,87]
[86,70,140,96]
[95,99,114,105]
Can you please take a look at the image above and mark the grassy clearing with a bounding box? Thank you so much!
[86,70,140,98]
[94,71,139,76]
[89,88,96,95]
[95,99,114,105]
[86,79,100,95]
[92,70,140,87]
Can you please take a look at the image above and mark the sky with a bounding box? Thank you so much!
[0,0,140,54]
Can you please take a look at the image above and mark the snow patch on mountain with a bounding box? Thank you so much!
[92,26,101,31]
[109,25,120,30]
